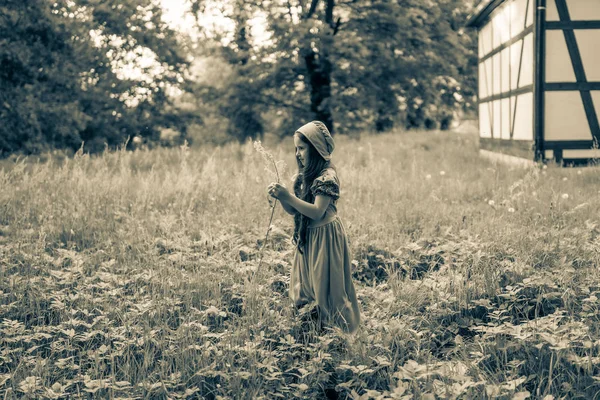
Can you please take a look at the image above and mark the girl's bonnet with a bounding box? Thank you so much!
[296,121,335,161]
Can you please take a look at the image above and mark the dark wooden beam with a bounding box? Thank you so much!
[479,85,534,103]
[545,82,600,90]
[555,0,600,144]
[480,137,535,160]
[534,0,546,161]
[479,26,534,64]
[546,21,600,30]
[545,140,599,150]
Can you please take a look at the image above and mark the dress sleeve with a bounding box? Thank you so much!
[310,170,340,200]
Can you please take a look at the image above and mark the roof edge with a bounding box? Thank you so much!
[466,0,506,28]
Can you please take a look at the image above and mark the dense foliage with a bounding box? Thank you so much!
[190,0,478,141]
[1,0,478,153]
[2,132,600,398]
[0,0,193,155]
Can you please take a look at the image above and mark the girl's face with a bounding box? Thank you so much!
[294,134,309,168]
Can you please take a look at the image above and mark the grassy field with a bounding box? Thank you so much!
[2,130,600,399]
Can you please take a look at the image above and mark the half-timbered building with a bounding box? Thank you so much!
[467,0,600,164]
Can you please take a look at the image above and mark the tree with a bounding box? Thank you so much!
[219,1,265,141]
[334,0,477,131]
[186,0,477,139]
[301,0,340,133]
[0,0,194,155]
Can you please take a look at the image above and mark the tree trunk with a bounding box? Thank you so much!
[303,44,333,133]
[303,0,336,134]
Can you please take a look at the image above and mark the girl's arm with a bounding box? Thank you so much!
[268,182,331,220]
[279,199,296,215]
[281,194,331,221]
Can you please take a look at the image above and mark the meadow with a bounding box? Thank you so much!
[2,130,600,399]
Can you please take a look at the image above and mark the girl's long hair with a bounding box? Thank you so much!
[292,132,330,253]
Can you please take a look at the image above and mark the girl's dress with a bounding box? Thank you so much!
[291,167,361,333]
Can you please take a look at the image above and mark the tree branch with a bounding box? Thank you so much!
[332,16,341,35]
[306,0,319,19]
[325,0,334,26]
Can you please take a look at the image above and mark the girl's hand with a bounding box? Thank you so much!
[267,182,291,201]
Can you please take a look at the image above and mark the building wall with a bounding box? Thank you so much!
[543,0,600,161]
[478,0,535,158]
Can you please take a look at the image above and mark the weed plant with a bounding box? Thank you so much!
[2,131,600,398]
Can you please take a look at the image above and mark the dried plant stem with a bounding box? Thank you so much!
[251,158,281,283]
[251,200,277,282]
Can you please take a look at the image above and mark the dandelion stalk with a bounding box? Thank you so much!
[252,141,284,283]
[253,198,277,282]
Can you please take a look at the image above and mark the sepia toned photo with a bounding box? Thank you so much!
[1,0,600,398]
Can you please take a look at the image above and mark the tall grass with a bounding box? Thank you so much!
[2,131,600,398]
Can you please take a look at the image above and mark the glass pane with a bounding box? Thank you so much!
[510,40,523,90]
[494,5,511,45]
[511,0,528,37]
[493,53,502,95]
[501,48,510,93]
[493,100,502,139]
[479,102,492,138]
[493,13,502,49]
[485,58,493,97]
[526,0,533,27]
[501,98,511,139]
[479,62,489,99]
[481,23,493,56]
[520,34,534,87]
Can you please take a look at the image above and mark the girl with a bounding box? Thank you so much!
[267,121,360,333]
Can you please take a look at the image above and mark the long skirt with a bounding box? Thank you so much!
[291,217,360,333]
